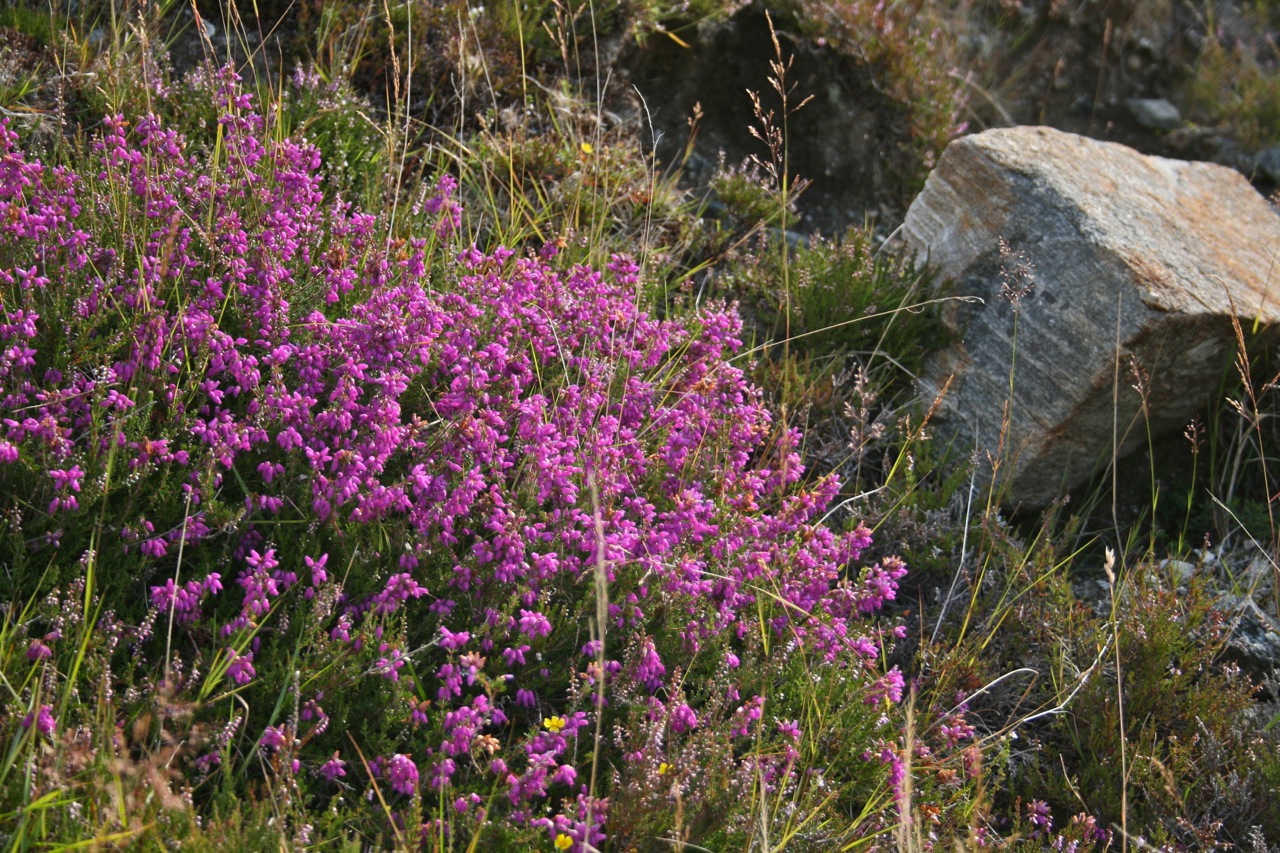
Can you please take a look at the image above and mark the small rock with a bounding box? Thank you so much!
[1156,558,1196,586]
[1219,594,1280,679]
[1255,146,1280,183]
[1241,556,1277,600]
[1125,98,1182,130]
[1192,547,1219,568]
[766,227,807,251]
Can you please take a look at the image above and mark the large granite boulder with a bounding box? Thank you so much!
[903,126,1280,507]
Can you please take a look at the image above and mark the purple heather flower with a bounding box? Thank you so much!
[866,667,906,706]
[517,609,552,638]
[439,626,470,650]
[503,644,530,667]
[385,754,419,796]
[559,711,590,736]
[731,696,764,738]
[374,648,405,681]
[304,553,328,587]
[874,743,906,795]
[636,640,665,693]
[941,718,976,748]
[1027,800,1053,839]
[776,719,802,741]
[226,649,256,685]
[21,705,55,736]
[670,704,697,734]
[318,754,347,782]
[259,726,287,752]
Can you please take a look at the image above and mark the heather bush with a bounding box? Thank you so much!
[1038,568,1275,843]
[0,68,911,848]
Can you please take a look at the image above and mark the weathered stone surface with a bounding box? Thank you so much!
[903,126,1280,507]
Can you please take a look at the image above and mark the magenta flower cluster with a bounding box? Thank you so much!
[0,68,910,844]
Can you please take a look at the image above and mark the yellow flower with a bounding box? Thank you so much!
[554,833,574,850]
[579,142,593,155]
[543,715,566,733]
[657,762,672,776]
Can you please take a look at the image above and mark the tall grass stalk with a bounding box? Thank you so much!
[588,474,610,846]
[1224,307,1280,614]
[1103,547,1129,853]
[746,12,811,395]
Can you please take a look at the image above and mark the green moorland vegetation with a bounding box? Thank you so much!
[1,0,1278,850]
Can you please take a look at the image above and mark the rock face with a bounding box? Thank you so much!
[903,126,1280,507]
